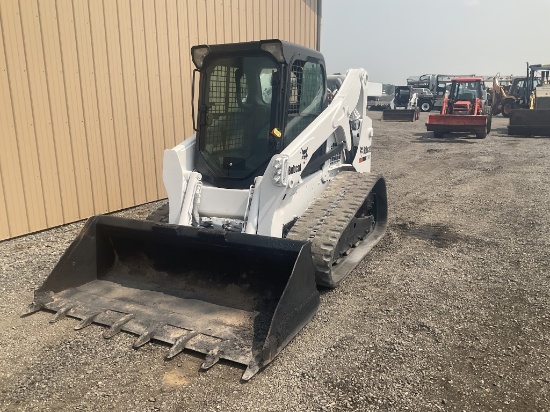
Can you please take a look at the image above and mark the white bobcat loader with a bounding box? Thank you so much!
[25,40,388,380]
[383,86,419,122]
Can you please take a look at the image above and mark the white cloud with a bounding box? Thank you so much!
[464,0,481,6]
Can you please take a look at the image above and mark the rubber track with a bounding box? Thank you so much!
[287,171,383,284]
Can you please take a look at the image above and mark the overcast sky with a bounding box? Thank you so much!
[320,0,549,85]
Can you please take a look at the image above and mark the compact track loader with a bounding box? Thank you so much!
[426,77,492,139]
[382,86,419,122]
[24,40,387,380]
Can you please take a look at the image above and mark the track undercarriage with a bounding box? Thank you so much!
[288,171,388,288]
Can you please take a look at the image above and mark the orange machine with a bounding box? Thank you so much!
[426,77,492,139]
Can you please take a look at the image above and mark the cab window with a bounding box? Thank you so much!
[284,60,325,147]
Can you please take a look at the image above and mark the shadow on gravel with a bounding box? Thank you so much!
[413,132,477,144]
[491,127,509,135]
[506,134,550,140]
[394,222,460,248]
[392,221,496,249]
[493,125,550,139]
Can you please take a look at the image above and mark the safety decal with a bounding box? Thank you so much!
[358,145,371,163]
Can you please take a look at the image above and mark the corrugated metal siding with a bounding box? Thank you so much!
[0,0,319,240]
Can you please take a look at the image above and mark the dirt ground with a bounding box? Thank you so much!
[1,112,549,411]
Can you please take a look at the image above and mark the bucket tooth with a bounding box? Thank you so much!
[201,348,222,370]
[133,324,163,349]
[22,302,43,317]
[49,304,75,323]
[165,331,198,360]
[102,313,134,339]
[74,311,102,330]
[242,362,260,381]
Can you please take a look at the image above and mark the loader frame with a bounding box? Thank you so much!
[25,39,388,381]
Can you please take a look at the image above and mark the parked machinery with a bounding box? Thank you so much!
[508,63,550,136]
[24,40,388,380]
[426,77,492,139]
[407,73,476,112]
[409,73,509,113]
[490,73,514,115]
[382,86,420,121]
[501,63,550,117]
[500,76,531,117]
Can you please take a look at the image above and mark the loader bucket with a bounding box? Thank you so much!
[382,109,418,122]
[25,215,319,380]
[508,109,550,136]
[426,114,487,134]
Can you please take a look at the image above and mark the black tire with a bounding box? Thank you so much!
[487,109,492,134]
[419,99,434,112]
[475,129,487,139]
[146,202,169,223]
[433,131,445,138]
[501,99,514,118]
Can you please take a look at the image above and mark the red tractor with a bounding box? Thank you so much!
[426,77,492,139]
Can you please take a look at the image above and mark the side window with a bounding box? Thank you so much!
[284,60,325,147]
[300,61,324,114]
[259,68,277,104]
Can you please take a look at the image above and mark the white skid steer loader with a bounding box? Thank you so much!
[25,40,388,380]
[383,86,419,122]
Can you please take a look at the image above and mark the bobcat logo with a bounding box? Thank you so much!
[301,147,309,160]
[288,164,302,174]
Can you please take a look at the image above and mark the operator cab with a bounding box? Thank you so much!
[191,40,326,189]
[447,78,484,115]
[393,86,412,107]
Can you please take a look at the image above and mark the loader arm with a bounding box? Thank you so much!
[254,69,374,237]
[283,68,372,178]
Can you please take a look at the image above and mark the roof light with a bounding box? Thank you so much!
[260,41,285,63]
[191,45,210,69]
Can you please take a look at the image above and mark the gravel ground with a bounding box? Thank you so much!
[1,112,549,411]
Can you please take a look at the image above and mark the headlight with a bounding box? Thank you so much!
[272,156,289,187]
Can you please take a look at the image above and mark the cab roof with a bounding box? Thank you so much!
[452,77,484,82]
[529,63,550,71]
[193,39,324,68]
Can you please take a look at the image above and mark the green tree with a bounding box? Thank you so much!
[383,84,395,95]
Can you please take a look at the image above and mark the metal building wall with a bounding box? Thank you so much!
[0,0,320,240]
